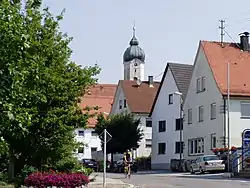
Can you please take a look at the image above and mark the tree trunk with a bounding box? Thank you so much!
[8,151,15,183]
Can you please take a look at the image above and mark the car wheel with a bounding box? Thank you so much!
[199,167,204,174]
[190,167,195,174]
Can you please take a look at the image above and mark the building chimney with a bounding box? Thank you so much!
[240,32,250,51]
[148,76,154,87]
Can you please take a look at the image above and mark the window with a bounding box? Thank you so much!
[146,118,152,127]
[91,131,98,137]
[196,78,201,93]
[197,77,206,93]
[188,109,192,124]
[145,139,152,148]
[119,100,122,109]
[175,118,183,130]
[201,77,206,91]
[124,99,127,108]
[158,120,166,132]
[198,106,204,122]
[241,102,250,118]
[158,143,166,154]
[91,147,97,152]
[168,94,173,104]
[78,130,84,136]
[188,138,204,155]
[210,103,216,119]
[211,134,216,149]
[175,141,184,154]
[78,146,84,153]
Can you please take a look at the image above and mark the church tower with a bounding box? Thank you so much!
[123,25,145,81]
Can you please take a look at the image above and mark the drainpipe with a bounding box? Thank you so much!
[223,98,226,148]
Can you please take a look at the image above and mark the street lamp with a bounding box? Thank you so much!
[174,91,183,168]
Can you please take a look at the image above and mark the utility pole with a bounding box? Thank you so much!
[227,62,230,173]
[219,20,225,47]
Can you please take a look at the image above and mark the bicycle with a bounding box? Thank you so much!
[124,161,131,179]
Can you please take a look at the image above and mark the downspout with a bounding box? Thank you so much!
[223,98,226,148]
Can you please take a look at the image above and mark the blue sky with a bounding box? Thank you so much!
[43,0,250,83]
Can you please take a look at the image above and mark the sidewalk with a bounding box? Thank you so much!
[88,174,136,188]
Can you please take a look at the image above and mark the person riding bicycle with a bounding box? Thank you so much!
[123,149,132,178]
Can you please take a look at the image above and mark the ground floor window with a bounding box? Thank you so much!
[188,138,204,155]
[158,143,166,155]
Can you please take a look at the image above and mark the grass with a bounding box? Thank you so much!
[0,181,14,188]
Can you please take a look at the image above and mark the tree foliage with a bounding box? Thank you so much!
[95,113,143,154]
[0,0,100,178]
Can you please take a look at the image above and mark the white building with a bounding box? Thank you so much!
[74,84,117,160]
[183,33,250,160]
[149,62,193,169]
[110,78,160,157]
[110,28,160,157]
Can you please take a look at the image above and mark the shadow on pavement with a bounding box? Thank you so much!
[176,173,250,182]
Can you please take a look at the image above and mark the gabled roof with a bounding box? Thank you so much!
[79,84,117,128]
[119,80,160,114]
[149,62,193,116]
[201,41,250,97]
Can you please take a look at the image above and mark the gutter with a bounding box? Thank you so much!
[223,98,226,148]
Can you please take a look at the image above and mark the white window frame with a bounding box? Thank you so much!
[201,77,206,91]
[241,102,250,119]
[188,138,204,155]
[198,106,204,122]
[196,78,201,93]
[78,130,84,136]
[145,139,152,148]
[211,133,216,149]
[119,99,122,109]
[210,103,216,120]
[197,77,206,93]
[188,109,192,124]
[168,94,173,105]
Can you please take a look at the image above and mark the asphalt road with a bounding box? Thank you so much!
[104,171,250,188]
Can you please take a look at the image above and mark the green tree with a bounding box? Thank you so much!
[0,0,100,181]
[95,113,143,158]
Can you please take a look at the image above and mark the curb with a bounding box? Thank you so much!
[88,182,137,188]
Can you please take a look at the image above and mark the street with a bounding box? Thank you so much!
[101,171,250,188]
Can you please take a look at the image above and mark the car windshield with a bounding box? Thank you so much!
[203,156,219,161]
[83,159,96,163]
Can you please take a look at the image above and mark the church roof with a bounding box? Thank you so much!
[123,28,145,62]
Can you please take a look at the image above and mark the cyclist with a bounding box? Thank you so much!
[123,149,132,178]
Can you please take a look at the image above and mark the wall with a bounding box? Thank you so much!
[74,128,102,160]
[183,46,224,160]
[136,114,152,157]
[110,83,151,157]
[123,59,145,81]
[151,68,182,169]
[228,99,250,147]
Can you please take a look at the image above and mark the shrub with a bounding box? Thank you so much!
[24,172,89,188]
[14,165,38,188]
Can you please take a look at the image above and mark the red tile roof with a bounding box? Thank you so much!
[120,80,160,113]
[201,41,250,97]
[79,84,117,128]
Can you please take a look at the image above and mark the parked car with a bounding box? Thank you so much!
[190,155,225,174]
[80,158,99,171]
[113,158,138,173]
